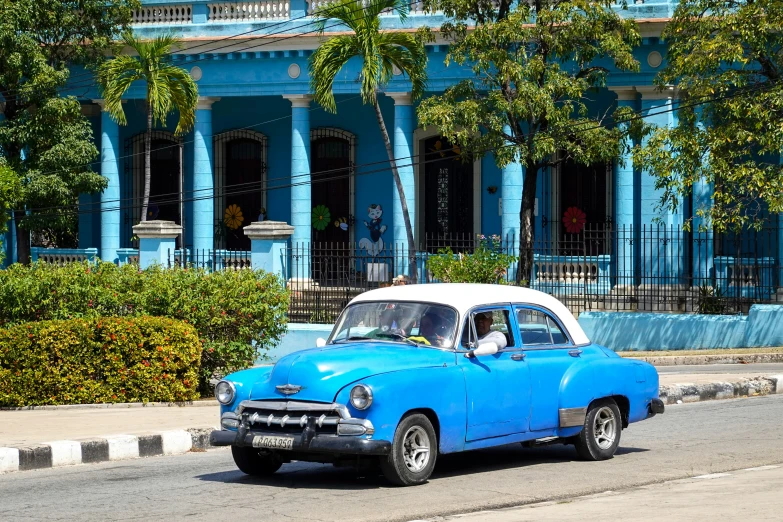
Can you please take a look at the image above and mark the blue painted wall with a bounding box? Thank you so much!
[579,305,783,351]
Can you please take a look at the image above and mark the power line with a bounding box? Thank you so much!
[13,77,779,221]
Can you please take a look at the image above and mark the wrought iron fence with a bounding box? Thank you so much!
[286,225,782,323]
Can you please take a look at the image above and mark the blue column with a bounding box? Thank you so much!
[389,93,416,275]
[97,102,120,264]
[501,125,523,280]
[778,212,783,295]
[638,86,682,286]
[192,97,218,255]
[611,88,639,288]
[501,125,523,248]
[285,95,312,277]
[692,177,714,286]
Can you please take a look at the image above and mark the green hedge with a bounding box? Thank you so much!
[0,262,289,393]
[0,316,201,406]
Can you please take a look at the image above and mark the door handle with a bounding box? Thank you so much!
[511,353,526,361]
[569,349,583,357]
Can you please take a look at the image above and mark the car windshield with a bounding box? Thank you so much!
[329,301,459,349]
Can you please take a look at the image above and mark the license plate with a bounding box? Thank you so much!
[252,435,294,450]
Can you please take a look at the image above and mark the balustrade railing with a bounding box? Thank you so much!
[208,1,290,21]
[132,4,193,24]
[30,248,99,265]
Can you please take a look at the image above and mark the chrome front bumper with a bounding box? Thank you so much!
[210,399,389,455]
[220,399,375,437]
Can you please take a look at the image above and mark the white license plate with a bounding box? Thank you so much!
[252,435,294,450]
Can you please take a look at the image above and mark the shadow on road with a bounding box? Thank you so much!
[195,443,649,489]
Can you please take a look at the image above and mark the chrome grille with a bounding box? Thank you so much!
[238,400,344,435]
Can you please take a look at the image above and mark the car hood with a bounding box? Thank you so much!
[250,342,455,402]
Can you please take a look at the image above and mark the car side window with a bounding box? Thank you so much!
[460,308,515,349]
[516,308,573,347]
[547,316,569,345]
[516,309,552,345]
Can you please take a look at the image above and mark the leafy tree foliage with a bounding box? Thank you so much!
[309,0,427,280]
[636,0,783,230]
[0,0,138,262]
[417,0,639,282]
[0,163,21,264]
[97,32,199,222]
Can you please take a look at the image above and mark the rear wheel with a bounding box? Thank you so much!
[574,399,621,461]
[231,446,282,476]
[380,413,437,486]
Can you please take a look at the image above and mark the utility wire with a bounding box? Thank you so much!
[12,77,778,221]
[25,77,776,213]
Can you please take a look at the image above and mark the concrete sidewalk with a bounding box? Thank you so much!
[1,369,782,474]
[424,464,783,521]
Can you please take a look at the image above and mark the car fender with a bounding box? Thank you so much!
[334,365,467,454]
[220,365,274,415]
[558,356,659,427]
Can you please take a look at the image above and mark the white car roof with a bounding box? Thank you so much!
[349,283,590,345]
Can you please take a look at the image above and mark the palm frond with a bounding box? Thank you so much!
[309,36,360,113]
[160,65,199,135]
[377,32,428,100]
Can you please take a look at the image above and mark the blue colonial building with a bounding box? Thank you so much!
[3,0,782,316]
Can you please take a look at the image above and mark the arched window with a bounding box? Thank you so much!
[123,131,183,248]
[213,130,267,250]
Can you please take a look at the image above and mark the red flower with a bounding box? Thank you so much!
[562,207,587,234]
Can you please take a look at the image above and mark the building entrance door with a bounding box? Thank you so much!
[422,135,474,251]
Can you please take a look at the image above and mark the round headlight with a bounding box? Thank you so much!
[350,384,373,410]
[215,380,236,405]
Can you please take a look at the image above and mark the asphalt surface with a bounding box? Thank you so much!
[655,363,783,375]
[3,394,783,522]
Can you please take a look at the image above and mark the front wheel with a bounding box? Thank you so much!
[574,399,622,461]
[231,446,282,476]
[380,413,437,486]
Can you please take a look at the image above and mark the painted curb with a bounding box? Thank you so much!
[659,376,782,405]
[624,353,783,366]
[0,427,217,474]
[1,376,781,474]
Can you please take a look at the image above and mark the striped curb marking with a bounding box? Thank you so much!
[0,428,216,474]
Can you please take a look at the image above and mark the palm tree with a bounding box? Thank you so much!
[97,32,199,222]
[309,0,427,281]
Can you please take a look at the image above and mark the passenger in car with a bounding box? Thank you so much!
[474,311,507,349]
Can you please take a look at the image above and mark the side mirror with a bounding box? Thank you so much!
[465,342,499,358]
[316,338,327,348]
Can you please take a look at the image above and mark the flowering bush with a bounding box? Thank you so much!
[427,235,518,284]
[0,262,289,394]
[0,316,200,407]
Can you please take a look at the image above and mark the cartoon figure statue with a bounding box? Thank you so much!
[359,204,387,256]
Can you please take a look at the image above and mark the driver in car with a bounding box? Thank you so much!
[474,311,507,349]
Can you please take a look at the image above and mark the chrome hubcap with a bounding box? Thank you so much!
[402,426,430,473]
[593,406,617,450]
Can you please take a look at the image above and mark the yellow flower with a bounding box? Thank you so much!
[224,204,244,230]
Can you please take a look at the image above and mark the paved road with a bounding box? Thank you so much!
[656,363,783,375]
[434,465,783,521]
[3,395,783,522]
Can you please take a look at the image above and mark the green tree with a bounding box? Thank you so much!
[0,0,138,263]
[635,0,783,230]
[417,0,639,283]
[0,163,21,264]
[309,0,427,280]
[97,32,199,222]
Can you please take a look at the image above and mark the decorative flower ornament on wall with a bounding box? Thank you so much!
[563,207,587,234]
[312,205,331,231]
[224,204,244,230]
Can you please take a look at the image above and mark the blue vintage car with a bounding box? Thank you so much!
[210,284,664,486]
